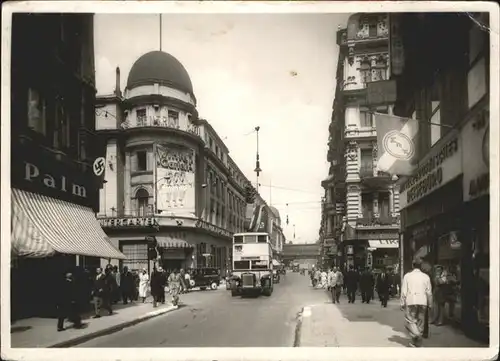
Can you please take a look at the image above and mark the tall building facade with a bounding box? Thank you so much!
[10,13,124,320]
[322,13,400,271]
[96,51,283,275]
[391,13,490,342]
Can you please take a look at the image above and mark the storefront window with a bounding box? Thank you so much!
[121,243,148,272]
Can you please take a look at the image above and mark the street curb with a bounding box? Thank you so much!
[48,305,179,348]
[293,308,304,347]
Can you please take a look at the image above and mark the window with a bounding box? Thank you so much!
[430,101,441,147]
[136,188,150,217]
[209,137,213,148]
[136,109,146,126]
[360,60,371,84]
[360,148,373,176]
[234,260,250,270]
[54,97,70,149]
[168,110,179,128]
[378,192,390,218]
[121,243,148,271]
[27,88,47,135]
[372,57,387,81]
[137,151,147,171]
[369,21,377,37]
[361,193,373,218]
[360,111,372,127]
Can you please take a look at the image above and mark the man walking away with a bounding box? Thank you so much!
[168,269,182,306]
[103,265,116,314]
[112,266,121,304]
[360,267,374,303]
[120,266,134,304]
[334,267,343,303]
[345,265,359,303]
[377,267,391,307]
[157,267,167,302]
[327,268,336,302]
[150,268,163,308]
[57,272,83,331]
[401,258,433,347]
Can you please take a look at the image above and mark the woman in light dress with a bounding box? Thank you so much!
[320,269,328,289]
[138,268,149,303]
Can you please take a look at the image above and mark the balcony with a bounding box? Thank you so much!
[356,215,399,229]
[360,166,393,189]
[344,125,376,139]
[120,115,201,137]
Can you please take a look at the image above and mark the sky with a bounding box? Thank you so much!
[94,13,349,244]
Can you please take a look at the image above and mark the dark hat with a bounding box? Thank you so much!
[412,257,423,267]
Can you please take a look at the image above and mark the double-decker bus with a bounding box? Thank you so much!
[228,232,274,297]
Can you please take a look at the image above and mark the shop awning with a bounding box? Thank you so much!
[368,239,399,249]
[11,189,125,259]
[157,236,193,249]
[272,259,281,266]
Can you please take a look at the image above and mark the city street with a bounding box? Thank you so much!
[77,273,325,347]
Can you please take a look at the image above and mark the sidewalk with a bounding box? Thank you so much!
[299,296,487,347]
[11,296,177,348]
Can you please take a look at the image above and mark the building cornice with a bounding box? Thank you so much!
[122,94,199,120]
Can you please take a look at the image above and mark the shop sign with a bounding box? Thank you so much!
[399,131,462,209]
[346,245,354,255]
[100,217,159,228]
[195,219,232,238]
[462,110,489,202]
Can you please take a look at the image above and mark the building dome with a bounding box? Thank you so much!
[126,51,194,96]
[270,206,281,221]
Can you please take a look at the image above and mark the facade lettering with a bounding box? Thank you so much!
[401,137,459,193]
[25,162,88,198]
[100,217,159,228]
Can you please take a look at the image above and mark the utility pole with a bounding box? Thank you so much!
[254,126,261,194]
[159,14,162,51]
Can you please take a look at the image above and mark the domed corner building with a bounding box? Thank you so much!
[94,50,249,277]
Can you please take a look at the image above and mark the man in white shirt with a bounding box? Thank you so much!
[400,258,433,347]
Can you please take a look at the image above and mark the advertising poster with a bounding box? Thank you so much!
[156,144,196,215]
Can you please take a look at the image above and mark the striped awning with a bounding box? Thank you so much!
[11,189,126,259]
[157,236,193,249]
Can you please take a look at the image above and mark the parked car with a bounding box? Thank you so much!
[189,267,221,290]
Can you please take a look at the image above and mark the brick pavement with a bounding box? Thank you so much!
[298,291,487,348]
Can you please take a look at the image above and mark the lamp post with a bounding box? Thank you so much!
[254,126,261,194]
[293,224,296,241]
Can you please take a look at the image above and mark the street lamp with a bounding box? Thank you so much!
[254,126,261,193]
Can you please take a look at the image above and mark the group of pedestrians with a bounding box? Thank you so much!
[55,265,189,332]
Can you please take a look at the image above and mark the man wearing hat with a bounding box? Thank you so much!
[400,258,433,347]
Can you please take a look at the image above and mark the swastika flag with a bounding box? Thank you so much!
[374,112,419,176]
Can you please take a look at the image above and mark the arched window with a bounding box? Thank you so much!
[136,188,150,216]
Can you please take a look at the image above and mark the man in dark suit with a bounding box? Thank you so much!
[360,267,375,304]
[377,267,391,307]
[345,265,359,303]
[56,272,82,331]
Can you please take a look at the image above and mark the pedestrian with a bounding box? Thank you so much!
[345,265,359,303]
[431,265,457,326]
[179,269,187,294]
[377,267,391,307]
[112,266,121,304]
[327,268,335,300]
[320,269,328,289]
[360,267,375,304]
[92,267,112,318]
[138,268,149,303]
[184,269,192,293]
[150,268,164,308]
[400,258,433,348]
[103,265,116,313]
[56,271,83,331]
[168,269,182,306]
[333,267,343,303]
[120,266,135,304]
[313,269,321,288]
[157,267,167,303]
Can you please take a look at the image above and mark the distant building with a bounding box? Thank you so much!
[322,13,400,271]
